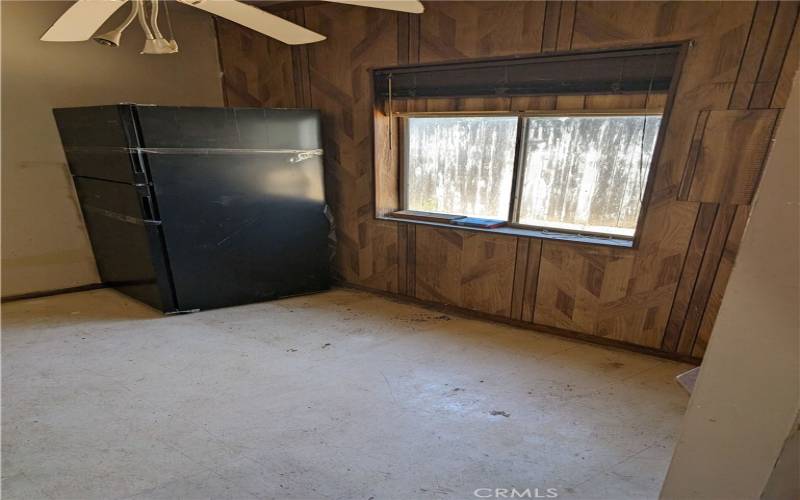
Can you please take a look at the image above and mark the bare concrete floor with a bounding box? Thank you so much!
[2,288,691,500]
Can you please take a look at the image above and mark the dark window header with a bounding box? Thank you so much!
[373,43,684,101]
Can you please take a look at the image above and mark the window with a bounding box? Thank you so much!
[517,115,662,237]
[401,111,662,239]
[405,117,518,220]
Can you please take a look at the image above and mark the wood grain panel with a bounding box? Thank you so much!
[646,93,668,109]
[556,0,576,50]
[678,110,711,200]
[407,223,416,295]
[511,93,664,113]
[662,203,718,352]
[528,81,690,348]
[729,1,779,109]
[541,1,562,52]
[373,106,399,217]
[419,1,546,62]
[535,243,636,336]
[508,238,543,323]
[304,4,399,291]
[215,17,296,107]
[409,11,420,63]
[676,205,738,355]
[749,2,800,108]
[358,219,400,292]
[611,197,699,347]
[510,96,557,111]
[771,13,800,108]
[406,97,511,113]
[414,226,462,305]
[510,238,530,321]
[398,13,410,64]
[415,226,516,317]
[555,95,585,110]
[584,94,646,109]
[681,109,780,205]
[520,239,543,323]
[692,205,750,357]
[286,9,312,108]
[397,222,408,296]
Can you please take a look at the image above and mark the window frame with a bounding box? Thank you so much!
[397,108,665,241]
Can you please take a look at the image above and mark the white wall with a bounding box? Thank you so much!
[660,74,800,499]
[1,1,224,297]
[761,414,799,499]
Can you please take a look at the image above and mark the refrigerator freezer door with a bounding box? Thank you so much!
[53,105,148,184]
[73,177,177,312]
[145,151,330,311]
[134,107,322,150]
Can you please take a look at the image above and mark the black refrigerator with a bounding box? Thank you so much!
[54,105,330,313]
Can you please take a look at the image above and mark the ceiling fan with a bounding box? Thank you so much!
[41,0,425,54]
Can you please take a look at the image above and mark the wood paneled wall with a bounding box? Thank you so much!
[217,1,800,361]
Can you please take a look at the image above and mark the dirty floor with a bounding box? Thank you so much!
[2,288,691,499]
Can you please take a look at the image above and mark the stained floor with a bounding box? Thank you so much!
[2,288,691,499]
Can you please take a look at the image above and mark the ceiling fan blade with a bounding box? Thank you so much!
[41,0,128,41]
[323,1,424,14]
[178,0,325,45]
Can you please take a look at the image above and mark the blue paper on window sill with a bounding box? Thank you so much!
[451,217,507,229]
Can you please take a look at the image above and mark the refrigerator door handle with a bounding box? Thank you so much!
[140,195,155,221]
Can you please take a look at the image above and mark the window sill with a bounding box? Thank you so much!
[379,213,635,249]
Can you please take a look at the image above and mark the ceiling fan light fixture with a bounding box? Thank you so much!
[91,0,139,47]
[92,29,123,47]
[141,37,179,55]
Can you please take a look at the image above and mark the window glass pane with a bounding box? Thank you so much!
[406,116,518,220]
[518,115,661,237]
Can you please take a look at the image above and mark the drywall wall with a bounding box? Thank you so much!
[660,74,799,499]
[216,1,800,359]
[762,414,800,500]
[1,0,224,297]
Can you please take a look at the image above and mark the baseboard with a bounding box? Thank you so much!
[1,279,702,365]
[337,281,702,366]
[1,283,106,303]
